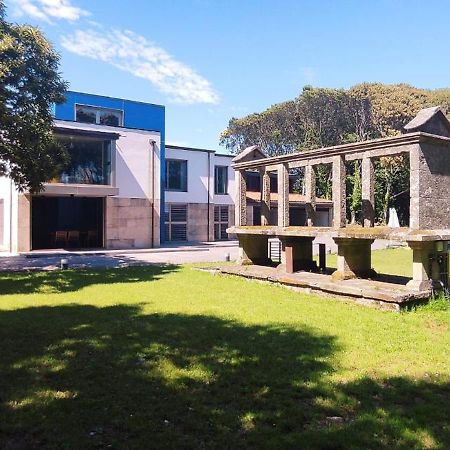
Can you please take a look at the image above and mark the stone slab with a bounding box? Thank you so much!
[216,264,431,310]
[228,225,450,242]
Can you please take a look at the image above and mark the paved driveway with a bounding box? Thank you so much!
[0,242,239,272]
[0,238,393,272]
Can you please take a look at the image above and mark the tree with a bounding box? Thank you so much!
[221,83,450,224]
[0,1,68,193]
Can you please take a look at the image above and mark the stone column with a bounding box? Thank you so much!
[406,241,437,291]
[361,157,375,227]
[278,236,317,273]
[305,165,316,226]
[332,156,346,228]
[237,234,270,266]
[235,170,247,226]
[409,147,420,229]
[277,163,289,227]
[331,238,375,280]
[260,169,271,226]
[17,194,31,252]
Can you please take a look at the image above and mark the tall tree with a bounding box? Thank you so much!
[221,83,450,224]
[0,1,68,193]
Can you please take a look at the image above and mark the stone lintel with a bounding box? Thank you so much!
[232,132,433,172]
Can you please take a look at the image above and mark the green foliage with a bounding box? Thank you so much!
[222,83,450,222]
[0,2,68,192]
[347,160,362,224]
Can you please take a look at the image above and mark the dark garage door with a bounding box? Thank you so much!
[32,196,104,250]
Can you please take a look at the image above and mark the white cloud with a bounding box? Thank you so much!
[61,28,220,105]
[10,0,89,22]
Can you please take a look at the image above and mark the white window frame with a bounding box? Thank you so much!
[74,103,124,127]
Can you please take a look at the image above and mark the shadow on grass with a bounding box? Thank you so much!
[0,304,448,449]
[0,265,179,295]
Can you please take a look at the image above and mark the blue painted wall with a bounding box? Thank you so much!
[54,91,166,244]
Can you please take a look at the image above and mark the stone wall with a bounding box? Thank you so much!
[410,142,450,229]
[17,194,31,252]
[105,197,156,249]
[187,203,211,242]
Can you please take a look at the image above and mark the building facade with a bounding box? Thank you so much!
[0,90,332,253]
[164,145,235,242]
[0,91,165,252]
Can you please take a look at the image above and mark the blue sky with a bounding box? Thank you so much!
[5,0,450,152]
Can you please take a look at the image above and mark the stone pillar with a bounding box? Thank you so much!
[17,194,31,252]
[260,169,271,226]
[332,156,346,228]
[409,142,450,230]
[305,165,316,226]
[237,234,270,266]
[361,157,375,227]
[277,163,289,227]
[235,170,247,226]
[406,241,437,291]
[279,237,317,273]
[331,238,375,280]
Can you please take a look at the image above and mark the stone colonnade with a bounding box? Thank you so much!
[235,155,377,231]
[232,132,450,291]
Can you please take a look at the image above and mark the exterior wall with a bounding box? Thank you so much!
[105,197,157,249]
[165,147,213,205]
[17,194,31,252]
[213,154,236,206]
[0,177,10,251]
[50,120,162,249]
[54,91,165,132]
[164,146,234,242]
[410,142,450,229]
[187,203,210,242]
[54,91,166,242]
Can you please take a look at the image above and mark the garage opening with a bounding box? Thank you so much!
[32,196,104,250]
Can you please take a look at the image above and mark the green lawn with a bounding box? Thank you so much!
[322,246,413,278]
[0,249,449,449]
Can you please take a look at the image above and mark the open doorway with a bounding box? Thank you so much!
[31,196,104,250]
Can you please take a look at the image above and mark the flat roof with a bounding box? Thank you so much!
[53,122,120,140]
[166,144,215,153]
[166,144,232,157]
[53,119,161,136]
[66,90,165,109]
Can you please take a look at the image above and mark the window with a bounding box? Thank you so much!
[75,105,123,127]
[165,204,187,241]
[165,159,187,191]
[214,205,229,240]
[214,165,228,195]
[54,136,112,185]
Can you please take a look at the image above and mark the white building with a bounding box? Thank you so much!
[164,145,235,242]
[0,119,162,253]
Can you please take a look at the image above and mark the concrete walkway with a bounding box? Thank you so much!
[0,238,395,272]
[0,241,239,272]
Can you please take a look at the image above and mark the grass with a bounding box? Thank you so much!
[0,249,448,449]
[318,246,413,277]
